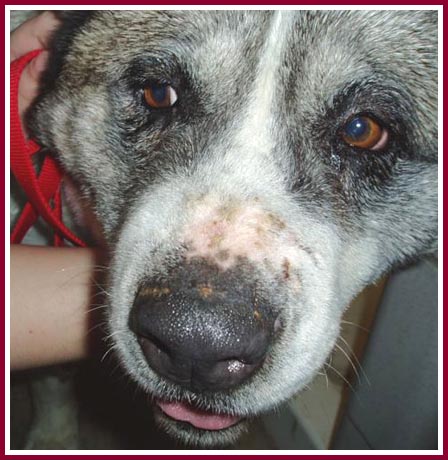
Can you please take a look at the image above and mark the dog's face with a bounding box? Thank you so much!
[30,10,438,446]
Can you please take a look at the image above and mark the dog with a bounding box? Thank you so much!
[21,10,437,447]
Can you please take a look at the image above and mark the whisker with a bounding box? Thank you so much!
[316,370,329,389]
[108,361,124,379]
[85,304,108,314]
[334,342,361,383]
[103,329,127,341]
[338,335,371,386]
[90,279,111,299]
[86,320,108,336]
[316,367,330,389]
[100,344,118,363]
[91,264,110,271]
[340,319,370,334]
[324,362,355,393]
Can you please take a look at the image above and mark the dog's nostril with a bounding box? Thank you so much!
[190,358,263,392]
[138,336,167,368]
[137,336,195,386]
[138,333,171,357]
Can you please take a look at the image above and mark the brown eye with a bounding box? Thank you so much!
[342,115,388,150]
[144,84,178,109]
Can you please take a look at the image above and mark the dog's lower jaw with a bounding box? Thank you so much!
[153,404,249,447]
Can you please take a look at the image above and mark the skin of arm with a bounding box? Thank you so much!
[10,245,104,370]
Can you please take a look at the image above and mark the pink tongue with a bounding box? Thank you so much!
[157,400,241,431]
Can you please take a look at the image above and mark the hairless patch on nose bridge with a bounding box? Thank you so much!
[180,197,303,290]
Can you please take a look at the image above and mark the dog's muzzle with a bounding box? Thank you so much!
[129,259,278,393]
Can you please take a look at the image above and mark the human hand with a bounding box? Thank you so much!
[11,12,59,120]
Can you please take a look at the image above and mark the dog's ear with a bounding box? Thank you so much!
[50,10,94,51]
[53,10,94,27]
[38,11,94,89]
[25,11,96,146]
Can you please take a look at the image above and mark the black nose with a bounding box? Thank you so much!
[130,260,277,392]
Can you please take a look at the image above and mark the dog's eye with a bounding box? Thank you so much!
[341,115,388,150]
[144,84,178,109]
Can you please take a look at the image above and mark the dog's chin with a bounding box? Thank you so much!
[152,400,249,447]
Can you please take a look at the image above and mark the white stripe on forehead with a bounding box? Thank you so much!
[235,11,294,153]
[194,11,296,197]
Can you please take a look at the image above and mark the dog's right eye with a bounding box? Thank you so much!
[144,84,178,109]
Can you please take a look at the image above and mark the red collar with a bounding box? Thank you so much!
[10,50,86,247]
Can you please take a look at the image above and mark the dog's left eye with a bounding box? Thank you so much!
[341,115,388,150]
[144,84,178,109]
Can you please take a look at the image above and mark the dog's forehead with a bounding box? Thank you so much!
[63,10,436,102]
[287,11,437,100]
[75,10,270,49]
[64,11,270,74]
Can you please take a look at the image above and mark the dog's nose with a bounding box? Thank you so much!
[130,260,277,392]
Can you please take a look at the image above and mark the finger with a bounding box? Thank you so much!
[18,51,49,120]
[11,12,59,62]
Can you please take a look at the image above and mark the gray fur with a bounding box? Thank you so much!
[28,10,437,447]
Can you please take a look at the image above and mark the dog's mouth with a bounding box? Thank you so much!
[156,399,243,431]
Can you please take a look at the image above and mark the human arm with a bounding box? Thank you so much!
[10,245,103,370]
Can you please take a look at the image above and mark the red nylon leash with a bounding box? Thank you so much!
[10,50,86,247]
